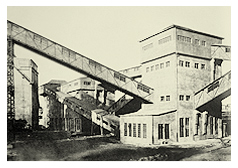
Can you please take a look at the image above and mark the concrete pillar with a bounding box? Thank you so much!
[202,111,208,135]
[218,118,222,138]
[103,89,107,105]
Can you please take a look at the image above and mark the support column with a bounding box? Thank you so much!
[202,111,208,135]
[7,38,15,142]
[218,118,223,138]
[94,81,100,105]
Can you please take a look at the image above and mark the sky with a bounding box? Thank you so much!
[6,6,231,86]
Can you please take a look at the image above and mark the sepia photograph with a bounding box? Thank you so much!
[5,4,232,163]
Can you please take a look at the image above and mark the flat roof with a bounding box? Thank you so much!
[139,24,224,42]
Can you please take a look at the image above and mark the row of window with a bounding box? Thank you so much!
[179,95,190,101]
[195,114,218,135]
[158,36,171,45]
[124,123,147,138]
[160,95,170,102]
[179,118,190,137]
[179,60,205,69]
[177,35,206,46]
[146,61,170,73]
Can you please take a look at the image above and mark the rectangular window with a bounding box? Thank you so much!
[151,65,154,71]
[210,117,213,135]
[74,82,78,86]
[195,39,200,45]
[201,41,206,46]
[180,118,184,137]
[138,124,141,138]
[142,43,153,50]
[158,124,163,139]
[194,63,199,69]
[185,118,189,137]
[166,95,170,101]
[133,123,136,137]
[179,60,184,67]
[160,96,165,101]
[201,64,205,69]
[84,81,91,85]
[185,61,190,67]
[225,47,231,52]
[146,67,149,73]
[160,63,164,69]
[128,123,132,137]
[166,61,170,67]
[186,95,190,101]
[143,124,147,138]
[155,64,159,70]
[165,124,169,139]
[179,95,184,101]
[124,123,127,136]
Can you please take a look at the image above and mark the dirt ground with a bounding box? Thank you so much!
[7,134,231,161]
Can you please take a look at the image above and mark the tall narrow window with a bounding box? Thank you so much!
[185,118,189,137]
[179,60,184,67]
[166,95,170,101]
[186,95,190,101]
[165,124,170,139]
[143,124,147,138]
[201,41,206,46]
[151,65,154,71]
[155,64,159,70]
[128,123,132,137]
[180,118,184,137]
[210,117,213,135]
[133,123,136,137]
[160,63,164,69]
[161,96,165,101]
[166,61,170,67]
[146,67,149,73]
[195,114,200,135]
[185,61,190,67]
[201,64,205,69]
[194,63,199,69]
[195,39,200,45]
[138,124,141,138]
[158,124,163,139]
[179,95,184,101]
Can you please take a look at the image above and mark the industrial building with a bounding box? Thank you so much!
[120,25,231,145]
[14,58,39,130]
[7,21,230,145]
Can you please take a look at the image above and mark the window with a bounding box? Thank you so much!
[186,95,190,101]
[166,95,170,101]
[185,61,190,67]
[84,81,91,85]
[155,64,159,70]
[158,36,171,45]
[210,117,213,135]
[133,123,136,137]
[74,82,78,86]
[179,95,184,101]
[165,124,170,139]
[177,35,191,43]
[124,123,127,136]
[225,47,231,52]
[160,63,164,69]
[185,118,189,137]
[128,123,132,137]
[143,124,147,138]
[138,124,141,138]
[194,63,199,69]
[201,64,205,69]
[166,61,170,67]
[146,67,149,73]
[201,41,206,46]
[161,96,165,101]
[142,43,153,50]
[179,60,184,67]
[195,39,199,45]
[151,65,154,71]
[180,118,184,137]
[215,118,218,134]
[158,124,163,139]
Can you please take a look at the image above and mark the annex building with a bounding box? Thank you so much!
[120,25,231,145]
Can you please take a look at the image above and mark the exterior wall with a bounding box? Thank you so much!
[176,28,222,59]
[153,112,176,144]
[14,58,39,130]
[120,116,152,145]
[140,28,176,63]
[141,54,177,112]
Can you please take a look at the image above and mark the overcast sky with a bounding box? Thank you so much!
[7,6,231,85]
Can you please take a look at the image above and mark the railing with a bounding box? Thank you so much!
[194,70,231,109]
[7,20,154,103]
